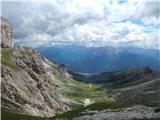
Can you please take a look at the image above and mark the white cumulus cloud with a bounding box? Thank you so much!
[1,0,160,49]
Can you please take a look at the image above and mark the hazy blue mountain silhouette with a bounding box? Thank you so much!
[37,45,160,73]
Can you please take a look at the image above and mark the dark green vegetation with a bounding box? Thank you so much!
[1,48,32,71]
[1,102,129,120]
[83,102,128,110]
[2,102,160,120]
[1,48,20,71]
[1,108,48,120]
[20,50,32,56]
[54,102,129,119]
[68,70,90,82]
[69,67,156,88]
[154,108,160,113]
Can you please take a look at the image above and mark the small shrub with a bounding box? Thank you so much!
[85,102,128,111]
[154,108,160,113]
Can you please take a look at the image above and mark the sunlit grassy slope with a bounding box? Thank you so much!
[1,48,20,71]
[53,102,129,119]
[53,73,112,107]
[1,108,47,120]
[1,48,32,71]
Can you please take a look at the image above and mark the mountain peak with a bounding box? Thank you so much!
[143,66,153,73]
[121,66,153,74]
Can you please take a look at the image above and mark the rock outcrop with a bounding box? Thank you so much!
[1,17,68,117]
[73,105,160,120]
[0,17,14,48]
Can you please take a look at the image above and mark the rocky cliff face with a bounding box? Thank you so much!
[0,17,14,48]
[1,17,68,117]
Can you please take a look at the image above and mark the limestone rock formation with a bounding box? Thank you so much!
[1,17,14,48]
[1,17,68,117]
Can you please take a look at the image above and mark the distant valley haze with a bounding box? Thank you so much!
[37,45,160,73]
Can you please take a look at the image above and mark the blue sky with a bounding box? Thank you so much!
[118,0,128,4]
[1,0,160,49]
[123,18,144,25]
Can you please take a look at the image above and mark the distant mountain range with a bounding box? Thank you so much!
[37,45,160,73]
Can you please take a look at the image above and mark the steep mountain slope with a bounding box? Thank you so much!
[1,17,68,117]
[37,45,160,73]
[113,77,160,105]
[1,47,70,117]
